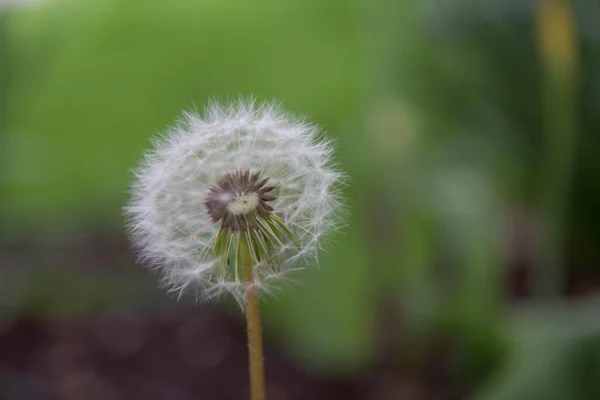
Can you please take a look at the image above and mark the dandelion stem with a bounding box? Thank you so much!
[241,237,266,400]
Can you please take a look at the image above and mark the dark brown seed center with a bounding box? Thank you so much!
[203,170,277,231]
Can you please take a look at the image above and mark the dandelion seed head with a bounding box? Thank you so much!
[124,98,345,304]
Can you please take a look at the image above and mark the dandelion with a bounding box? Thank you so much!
[124,98,345,400]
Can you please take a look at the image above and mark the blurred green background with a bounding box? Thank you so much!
[2,0,600,399]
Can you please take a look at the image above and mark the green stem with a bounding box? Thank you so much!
[241,237,266,400]
[0,11,10,136]
[0,11,9,226]
[534,0,578,298]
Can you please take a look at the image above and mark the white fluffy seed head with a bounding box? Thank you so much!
[124,99,346,305]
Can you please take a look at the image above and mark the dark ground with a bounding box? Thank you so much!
[0,225,598,400]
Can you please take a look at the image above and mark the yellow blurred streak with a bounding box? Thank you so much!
[536,0,578,76]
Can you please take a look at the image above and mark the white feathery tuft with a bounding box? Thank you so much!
[124,99,346,305]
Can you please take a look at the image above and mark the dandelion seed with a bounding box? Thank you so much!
[124,98,345,305]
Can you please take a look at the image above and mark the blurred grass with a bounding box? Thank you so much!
[4,0,364,226]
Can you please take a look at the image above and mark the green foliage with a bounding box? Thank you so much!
[476,300,600,400]
[387,0,600,398]
[396,0,600,250]
[4,0,364,225]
